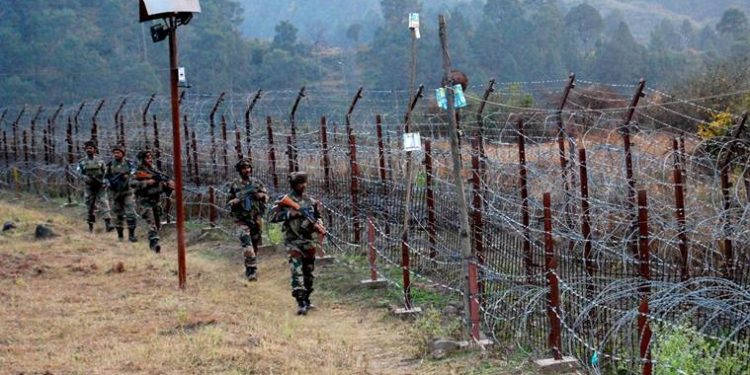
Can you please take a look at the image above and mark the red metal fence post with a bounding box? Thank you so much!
[578,148,595,291]
[671,139,689,281]
[208,185,217,227]
[518,118,532,282]
[543,192,562,360]
[221,115,229,178]
[637,190,653,375]
[266,116,278,190]
[471,136,484,265]
[320,116,331,194]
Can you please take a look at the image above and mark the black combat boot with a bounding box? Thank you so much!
[116,227,124,241]
[104,218,114,232]
[293,290,308,315]
[88,222,94,233]
[128,228,138,242]
[244,251,258,281]
[149,237,161,253]
[303,288,315,310]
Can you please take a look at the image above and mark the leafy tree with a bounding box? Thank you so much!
[717,8,749,38]
[272,21,299,52]
[565,3,603,52]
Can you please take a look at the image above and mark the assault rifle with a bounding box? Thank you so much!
[134,169,173,195]
[277,195,326,235]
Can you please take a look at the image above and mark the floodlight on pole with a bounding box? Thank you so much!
[139,0,201,290]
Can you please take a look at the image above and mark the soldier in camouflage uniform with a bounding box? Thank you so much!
[226,158,269,281]
[105,144,138,242]
[269,171,326,315]
[131,149,174,253]
[76,140,114,233]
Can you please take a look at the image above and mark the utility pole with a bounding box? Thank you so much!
[439,14,474,339]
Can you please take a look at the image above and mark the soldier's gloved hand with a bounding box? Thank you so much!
[166,180,175,190]
[228,198,241,206]
[289,209,302,218]
[103,180,111,189]
[254,192,268,202]
[145,179,157,186]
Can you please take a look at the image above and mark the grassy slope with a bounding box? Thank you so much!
[0,192,530,375]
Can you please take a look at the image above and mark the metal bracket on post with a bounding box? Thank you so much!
[361,217,388,288]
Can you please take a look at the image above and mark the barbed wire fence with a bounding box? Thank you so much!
[1,76,750,374]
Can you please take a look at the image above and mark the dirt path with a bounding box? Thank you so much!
[0,196,522,375]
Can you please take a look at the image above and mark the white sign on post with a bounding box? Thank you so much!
[178,67,186,83]
[403,132,422,152]
[408,13,421,39]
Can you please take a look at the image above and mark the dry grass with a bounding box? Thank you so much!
[0,193,527,375]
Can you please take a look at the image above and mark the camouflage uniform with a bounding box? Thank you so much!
[269,172,324,315]
[76,141,112,232]
[228,160,268,281]
[131,150,172,253]
[105,148,137,242]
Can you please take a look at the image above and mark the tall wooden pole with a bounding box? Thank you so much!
[168,16,187,290]
[439,14,474,339]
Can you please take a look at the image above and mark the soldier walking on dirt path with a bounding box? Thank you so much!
[132,149,174,253]
[105,144,138,242]
[226,158,269,281]
[76,140,113,233]
[269,171,326,315]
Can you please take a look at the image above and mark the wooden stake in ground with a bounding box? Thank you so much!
[439,14,475,340]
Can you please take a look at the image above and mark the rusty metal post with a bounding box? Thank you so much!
[543,192,562,360]
[191,130,200,186]
[30,106,43,162]
[622,79,646,258]
[345,86,364,139]
[518,118,532,282]
[556,74,575,186]
[208,185,217,226]
[142,94,155,147]
[152,115,162,171]
[578,149,595,288]
[23,130,29,163]
[320,117,331,194]
[470,136,484,266]
[234,122,243,162]
[348,130,361,244]
[468,260,482,341]
[49,104,63,164]
[11,107,24,162]
[671,139,689,281]
[424,139,437,259]
[637,190,653,375]
[166,18,187,289]
[42,129,49,166]
[289,86,306,172]
[267,116,278,190]
[114,98,126,145]
[401,230,413,309]
[209,92,226,177]
[91,99,105,145]
[475,79,496,170]
[719,112,747,280]
[376,114,387,192]
[244,89,262,164]
[221,115,229,178]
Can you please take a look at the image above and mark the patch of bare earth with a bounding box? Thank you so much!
[0,196,520,375]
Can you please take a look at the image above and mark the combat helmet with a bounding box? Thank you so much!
[288,171,308,186]
[235,158,253,172]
